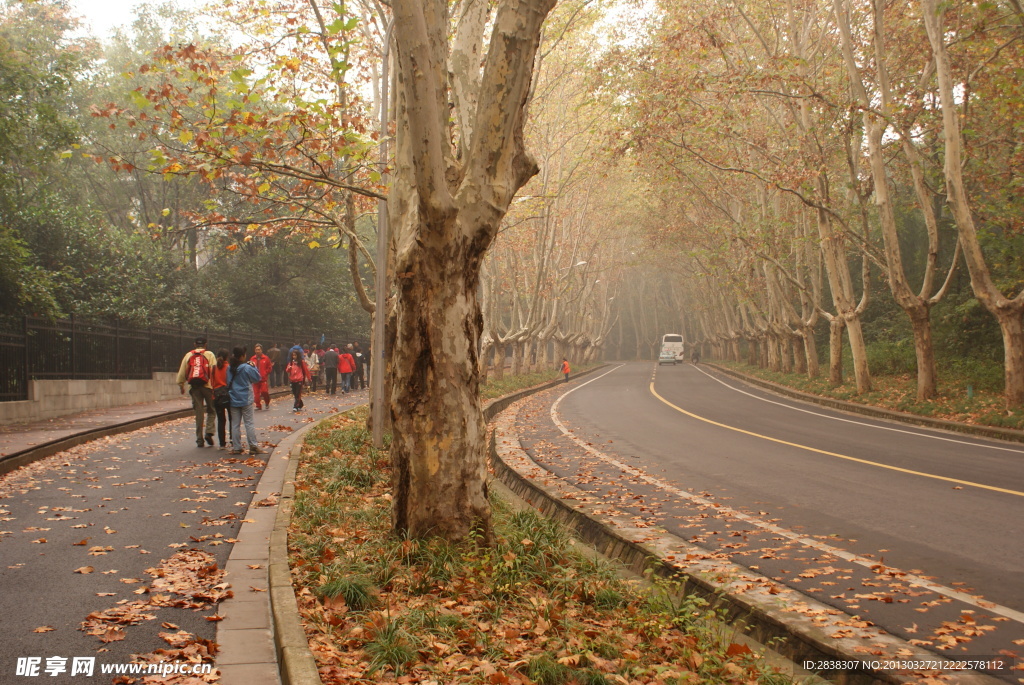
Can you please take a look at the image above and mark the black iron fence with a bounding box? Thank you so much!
[0,316,366,402]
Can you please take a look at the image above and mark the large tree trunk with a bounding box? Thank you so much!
[388,0,556,542]
[390,242,491,540]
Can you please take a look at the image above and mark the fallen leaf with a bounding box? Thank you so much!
[100,627,126,643]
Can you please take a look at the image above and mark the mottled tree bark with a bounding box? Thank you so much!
[388,0,556,542]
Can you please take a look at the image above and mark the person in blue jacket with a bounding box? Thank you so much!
[226,346,267,455]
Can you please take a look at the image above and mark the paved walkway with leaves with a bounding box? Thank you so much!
[0,390,366,684]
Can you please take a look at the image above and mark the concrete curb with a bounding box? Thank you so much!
[707,363,1024,444]
[486,379,1005,685]
[267,418,329,685]
[214,409,326,685]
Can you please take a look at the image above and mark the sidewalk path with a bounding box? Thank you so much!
[0,397,193,460]
[0,388,367,684]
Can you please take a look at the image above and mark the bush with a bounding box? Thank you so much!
[944,356,1004,393]
[866,340,916,376]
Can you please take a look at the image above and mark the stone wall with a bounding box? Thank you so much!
[0,373,182,426]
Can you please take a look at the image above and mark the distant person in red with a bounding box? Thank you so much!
[560,358,570,383]
[285,349,311,412]
[339,345,356,393]
[250,344,273,410]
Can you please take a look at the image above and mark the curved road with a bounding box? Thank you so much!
[515,362,1024,677]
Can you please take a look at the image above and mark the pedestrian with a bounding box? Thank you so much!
[250,344,273,410]
[314,345,326,390]
[176,336,217,448]
[227,346,265,456]
[691,348,700,364]
[323,345,340,394]
[352,342,366,390]
[267,343,282,388]
[286,349,311,412]
[340,345,356,393]
[560,357,571,383]
[211,349,232,449]
[305,346,320,393]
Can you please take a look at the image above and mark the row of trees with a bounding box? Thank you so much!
[611,0,1023,405]
[5,0,1019,544]
[0,1,369,335]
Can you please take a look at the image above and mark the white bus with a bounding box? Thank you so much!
[661,334,685,361]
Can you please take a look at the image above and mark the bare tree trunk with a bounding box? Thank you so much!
[792,336,806,375]
[802,326,819,379]
[388,0,556,542]
[492,342,506,380]
[828,317,845,386]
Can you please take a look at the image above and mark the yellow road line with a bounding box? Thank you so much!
[649,382,1024,498]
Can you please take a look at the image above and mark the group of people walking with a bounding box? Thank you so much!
[176,337,368,456]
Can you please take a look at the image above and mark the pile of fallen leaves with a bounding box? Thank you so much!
[80,549,227,683]
[288,409,791,684]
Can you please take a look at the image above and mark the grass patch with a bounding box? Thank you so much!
[289,400,792,684]
[481,364,600,400]
[716,361,1024,431]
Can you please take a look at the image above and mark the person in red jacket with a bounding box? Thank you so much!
[339,345,356,393]
[285,349,311,412]
[250,344,274,409]
[560,358,571,383]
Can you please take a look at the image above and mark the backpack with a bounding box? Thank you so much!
[186,350,211,387]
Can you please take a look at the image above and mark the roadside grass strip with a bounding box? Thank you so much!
[287,406,795,684]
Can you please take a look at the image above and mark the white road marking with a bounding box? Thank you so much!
[544,364,1024,624]
[691,364,1024,454]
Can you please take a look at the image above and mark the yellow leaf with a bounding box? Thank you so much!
[308,241,320,249]
[161,208,170,216]
[257,182,271,193]
[179,130,193,144]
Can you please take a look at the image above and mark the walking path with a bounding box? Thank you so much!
[0,387,366,685]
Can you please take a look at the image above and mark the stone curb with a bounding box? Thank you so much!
[268,417,329,685]
[486,379,1005,685]
[707,363,1024,444]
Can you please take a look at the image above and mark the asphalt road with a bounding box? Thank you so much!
[515,362,1024,679]
[0,388,366,684]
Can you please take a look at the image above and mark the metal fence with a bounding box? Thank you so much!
[0,316,367,402]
